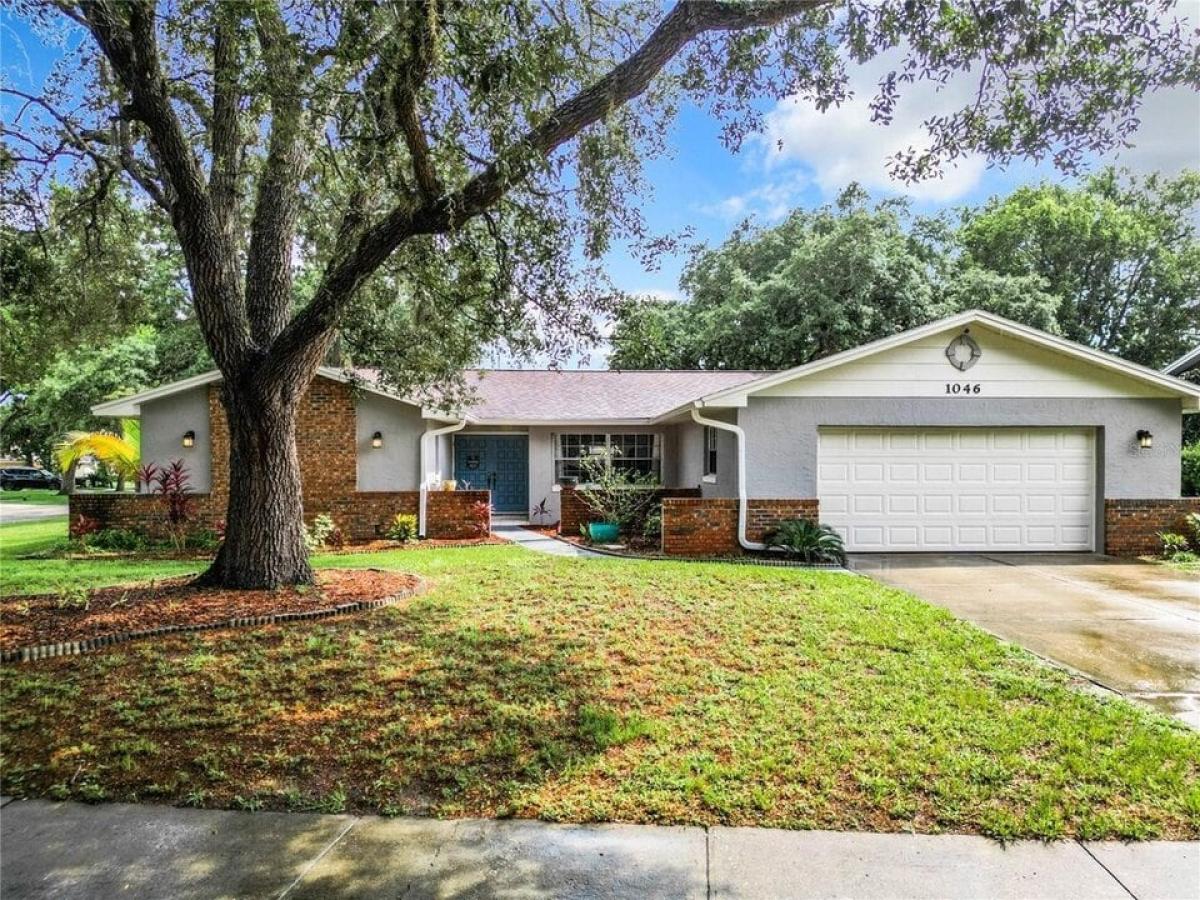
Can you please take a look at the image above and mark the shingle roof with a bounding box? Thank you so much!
[454,369,771,422]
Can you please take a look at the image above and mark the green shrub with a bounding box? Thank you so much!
[1186,513,1200,549]
[87,528,149,552]
[763,519,847,564]
[187,529,221,552]
[1159,531,1192,560]
[1183,443,1200,496]
[303,514,338,551]
[387,513,419,543]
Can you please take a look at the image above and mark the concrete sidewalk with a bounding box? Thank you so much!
[1,798,1196,899]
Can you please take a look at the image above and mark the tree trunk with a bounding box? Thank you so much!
[199,382,312,589]
[59,460,77,495]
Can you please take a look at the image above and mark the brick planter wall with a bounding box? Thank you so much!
[746,499,820,542]
[661,497,820,557]
[662,498,740,556]
[69,492,224,541]
[70,490,492,544]
[559,486,701,535]
[1104,498,1200,556]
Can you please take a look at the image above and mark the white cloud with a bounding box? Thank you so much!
[629,288,684,303]
[1108,86,1200,176]
[698,173,812,222]
[760,55,987,203]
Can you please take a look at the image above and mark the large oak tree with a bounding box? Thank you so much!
[5,0,1197,587]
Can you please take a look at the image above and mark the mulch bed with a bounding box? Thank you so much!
[0,569,419,652]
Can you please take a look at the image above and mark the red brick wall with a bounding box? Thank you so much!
[1104,498,1200,556]
[662,498,740,556]
[746,499,820,542]
[207,377,357,510]
[559,486,701,535]
[661,497,820,557]
[70,489,491,543]
[69,492,224,541]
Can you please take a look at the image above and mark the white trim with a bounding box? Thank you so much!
[419,419,467,537]
[91,367,425,418]
[1165,345,1200,377]
[91,370,225,417]
[693,310,1200,411]
[444,418,667,427]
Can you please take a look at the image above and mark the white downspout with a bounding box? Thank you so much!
[690,406,767,551]
[419,419,467,538]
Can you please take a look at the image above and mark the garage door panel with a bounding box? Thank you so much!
[818,427,1094,552]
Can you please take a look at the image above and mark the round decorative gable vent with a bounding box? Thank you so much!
[945,331,982,371]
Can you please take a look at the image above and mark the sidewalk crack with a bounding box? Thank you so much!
[278,817,359,900]
[1077,840,1137,899]
[705,826,712,900]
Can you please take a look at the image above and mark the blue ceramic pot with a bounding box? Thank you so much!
[587,522,620,543]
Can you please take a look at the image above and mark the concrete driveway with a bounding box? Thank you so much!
[849,553,1200,727]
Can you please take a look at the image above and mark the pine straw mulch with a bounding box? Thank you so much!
[0,569,420,651]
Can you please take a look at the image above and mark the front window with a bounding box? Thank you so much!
[703,426,718,477]
[555,433,661,484]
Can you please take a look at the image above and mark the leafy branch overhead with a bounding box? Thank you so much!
[6,1,1197,392]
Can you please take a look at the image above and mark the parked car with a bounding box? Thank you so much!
[0,467,62,491]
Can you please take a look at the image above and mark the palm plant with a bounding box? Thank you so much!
[763,519,847,565]
[54,418,140,493]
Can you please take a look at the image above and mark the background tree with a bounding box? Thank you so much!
[610,169,1199,371]
[959,169,1200,367]
[0,182,207,463]
[7,0,1197,587]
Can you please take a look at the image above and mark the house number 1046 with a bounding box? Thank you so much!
[945,383,982,395]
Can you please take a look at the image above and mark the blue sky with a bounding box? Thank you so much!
[5,7,1199,337]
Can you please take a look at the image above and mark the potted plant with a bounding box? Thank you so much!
[576,450,658,544]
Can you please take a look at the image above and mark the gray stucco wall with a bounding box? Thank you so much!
[739,396,1183,501]
[677,412,739,499]
[355,394,425,490]
[140,387,211,492]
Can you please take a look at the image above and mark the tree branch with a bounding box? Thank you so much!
[269,0,821,374]
[244,2,311,347]
[80,0,251,372]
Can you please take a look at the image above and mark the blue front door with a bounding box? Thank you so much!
[454,435,529,513]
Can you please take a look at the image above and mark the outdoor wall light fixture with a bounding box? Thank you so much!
[182,430,196,448]
[1137,430,1153,449]
[372,431,384,449]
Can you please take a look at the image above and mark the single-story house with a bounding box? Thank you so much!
[80,309,1199,556]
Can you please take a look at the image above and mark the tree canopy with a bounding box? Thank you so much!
[609,170,1200,371]
[6,0,1198,587]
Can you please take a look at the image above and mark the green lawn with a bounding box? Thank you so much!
[0,519,200,596]
[1,524,1197,840]
[0,489,68,507]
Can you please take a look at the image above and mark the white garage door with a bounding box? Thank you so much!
[818,428,1095,552]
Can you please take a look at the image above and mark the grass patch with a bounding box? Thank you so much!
[0,489,68,507]
[0,519,199,596]
[2,542,1197,840]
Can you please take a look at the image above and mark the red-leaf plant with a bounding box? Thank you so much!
[470,500,492,539]
[139,460,195,551]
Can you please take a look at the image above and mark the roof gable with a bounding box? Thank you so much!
[697,311,1200,411]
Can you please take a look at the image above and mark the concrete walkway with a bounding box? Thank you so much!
[1,798,1196,899]
[492,521,606,558]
